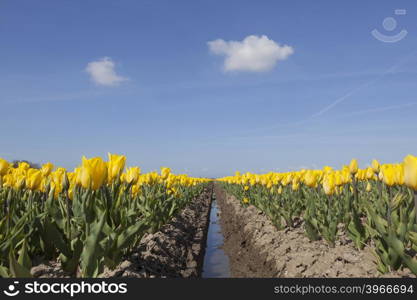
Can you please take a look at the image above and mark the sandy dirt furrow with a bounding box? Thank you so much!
[214,184,415,278]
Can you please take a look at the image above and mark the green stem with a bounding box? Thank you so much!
[387,186,392,226]
[414,191,417,225]
[66,191,71,239]
[352,176,358,207]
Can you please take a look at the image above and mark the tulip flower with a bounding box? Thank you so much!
[304,171,318,188]
[14,174,26,189]
[26,169,43,190]
[292,181,299,191]
[349,159,358,175]
[0,158,9,176]
[18,162,30,171]
[107,153,126,183]
[80,156,108,190]
[380,165,396,186]
[323,175,335,195]
[124,167,141,184]
[371,159,380,173]
[160,167,171,180]
[365,167,375,180]
[366,182,372,192]
[404,155,417,191]
[41,162,54,177]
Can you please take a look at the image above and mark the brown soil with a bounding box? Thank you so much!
[214,184,415,278]
[31,184,213,278]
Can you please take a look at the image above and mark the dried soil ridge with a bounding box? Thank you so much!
[32,185,213,278]
[214,184,415,278]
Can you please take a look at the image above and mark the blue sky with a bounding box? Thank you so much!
[1,0,416,178]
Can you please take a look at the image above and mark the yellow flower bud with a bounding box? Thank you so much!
[380,165,396,186]
[124,167,141,184]
[41,162,54,177]
[0,158,10,176]
[404,155,417,191]
[371,159,380,173]
[79,156,108,190]
[304,171,318,188]
[349,159,358,175]
[160,167,171,180]
[322,175,335,195]
[107,153,126,183]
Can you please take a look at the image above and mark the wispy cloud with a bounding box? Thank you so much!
[232,51,417,136]
[208,35,294,72]
[310,51,417,118]
[336,101,417,118]
[85,57,128,86]
[199,101,417,147]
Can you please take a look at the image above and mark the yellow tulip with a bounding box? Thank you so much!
[80,166,92,189]
[13,173,26,189]
[304,171,318,188]
[26,169,43,190]
[18,161,30,171]
[334,171,343,186]
[131,183,141,196]
[322,166,333,174]
[366,182,372,192]
[371,159,380,173]
[124,167,141,184]
[322,175,335,195]
[355,169,366,181]
[349,159,358,175]
[80,156,107,190]
[380,165,396,186]
[366,167,375,180]
[68,187,74,200]
[292,181,299,191]
[107,153,126,183]
[0,158,10,176]
[160,167,171,180]
[341,167,351,184]
[41,162,54,177]
[395,164,404,185]
[404,155,417,191]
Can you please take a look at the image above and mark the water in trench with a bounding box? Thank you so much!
[202,195,231,278]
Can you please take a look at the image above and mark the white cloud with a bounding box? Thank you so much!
[85,57,128,86]
[207,35,294,72]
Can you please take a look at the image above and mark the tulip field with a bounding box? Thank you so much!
[219,155,417,275]
[1,153,417,277]
[0,154,209,277]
